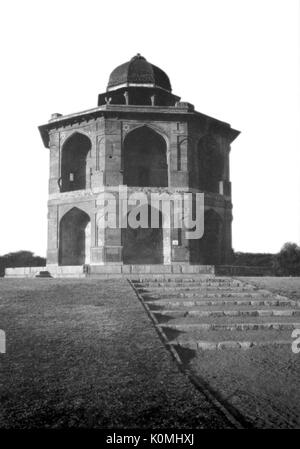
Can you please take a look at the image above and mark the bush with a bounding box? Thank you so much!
[274,242,300,276]
[0,251,46,277]
[232,252,275,268]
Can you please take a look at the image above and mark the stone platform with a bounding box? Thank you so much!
[5,264,215,279]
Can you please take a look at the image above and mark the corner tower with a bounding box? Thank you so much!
[39,54,240,272]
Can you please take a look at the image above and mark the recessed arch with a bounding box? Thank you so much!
[59,207,91,266]
[123,125,168,187]
[122,205,164,264]
[196,135,223,193]
[198,209,223,264]
[60,132,92,192]
[124,123,169,145]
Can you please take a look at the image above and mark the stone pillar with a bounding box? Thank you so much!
[169,130,189,187]
[163,227,171,264]
[92,135,105,191]
[219,141,231,198]
[86,129,96,190]
[171,228,189,262]
[85,221,91,264]
[46,204,59,265]
[48,132,60,194]
[90,210,104,264]
[124,91,129,105]
[223,209,233,264]
[104,228,123,263]
[168,132,178,187]
[104,120,123,186]
[95,187,122,264]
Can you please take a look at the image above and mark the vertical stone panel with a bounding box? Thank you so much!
[47,205,59,264]
[48,132,60,194]
[104,120,123,186]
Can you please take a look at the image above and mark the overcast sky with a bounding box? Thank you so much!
[0,0,299,257]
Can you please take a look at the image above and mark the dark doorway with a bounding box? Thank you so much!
[198,209,222,264]
[61,133,91,192]
[123,126,168,187]
[59,208,91,265]
[122,206,164,264]
[197,136,223,193]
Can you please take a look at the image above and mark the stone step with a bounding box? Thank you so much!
[168,339,292,351]
[136,285,259,292]
[137,276,299,356]
[142,291,279,299]
[132,275,215,283]
[135,283,245,290]
[159,322,300,331]
[146,299,295,308]
[133,279,244,287]
[164,327,295,343]
[153,309,300,318]
[158,314,300,325]
[134,276,230,283]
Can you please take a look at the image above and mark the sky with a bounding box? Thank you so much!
[0,0,299,257]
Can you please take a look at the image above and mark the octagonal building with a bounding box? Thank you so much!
[39,54,240,275]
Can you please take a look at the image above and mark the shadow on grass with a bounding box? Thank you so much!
[152,313,174,324]
[147,303,164,311]
[160,326,183,341]
[173,345,197,367]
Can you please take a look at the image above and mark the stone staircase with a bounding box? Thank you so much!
[131,277,300,351]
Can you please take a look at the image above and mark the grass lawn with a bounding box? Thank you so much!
[0,278,230,429]
[189,276,300,428]
[190,344,300,428]
[237,277,300,300]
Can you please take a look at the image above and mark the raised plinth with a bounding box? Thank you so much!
[5,266,46,278]
[5,264,215,279]
[88,264,215,278]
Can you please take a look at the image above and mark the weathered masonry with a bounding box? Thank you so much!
[39,54,240,270]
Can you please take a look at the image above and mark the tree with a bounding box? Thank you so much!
[274,242,300,276]
[0,251,46,277]
[232,251,275,268]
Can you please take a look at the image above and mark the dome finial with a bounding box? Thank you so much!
[131,53,144,61]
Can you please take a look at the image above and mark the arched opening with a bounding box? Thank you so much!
[198,209,223,264]
[197,136,223,193]
[59,208,91,266]
[123,126,168,187]
[122,205,164,264]
[60,133,91,192]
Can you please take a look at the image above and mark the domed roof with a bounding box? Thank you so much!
[107,54,172,92]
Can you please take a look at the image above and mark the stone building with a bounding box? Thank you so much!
[38,54,240,274]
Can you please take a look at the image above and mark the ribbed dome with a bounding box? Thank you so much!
[107,54,172,92]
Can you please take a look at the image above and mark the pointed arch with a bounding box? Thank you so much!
[59,207,91,265]
[124,123,169,146]
[123,125,168,187]
[60,132,92,192]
